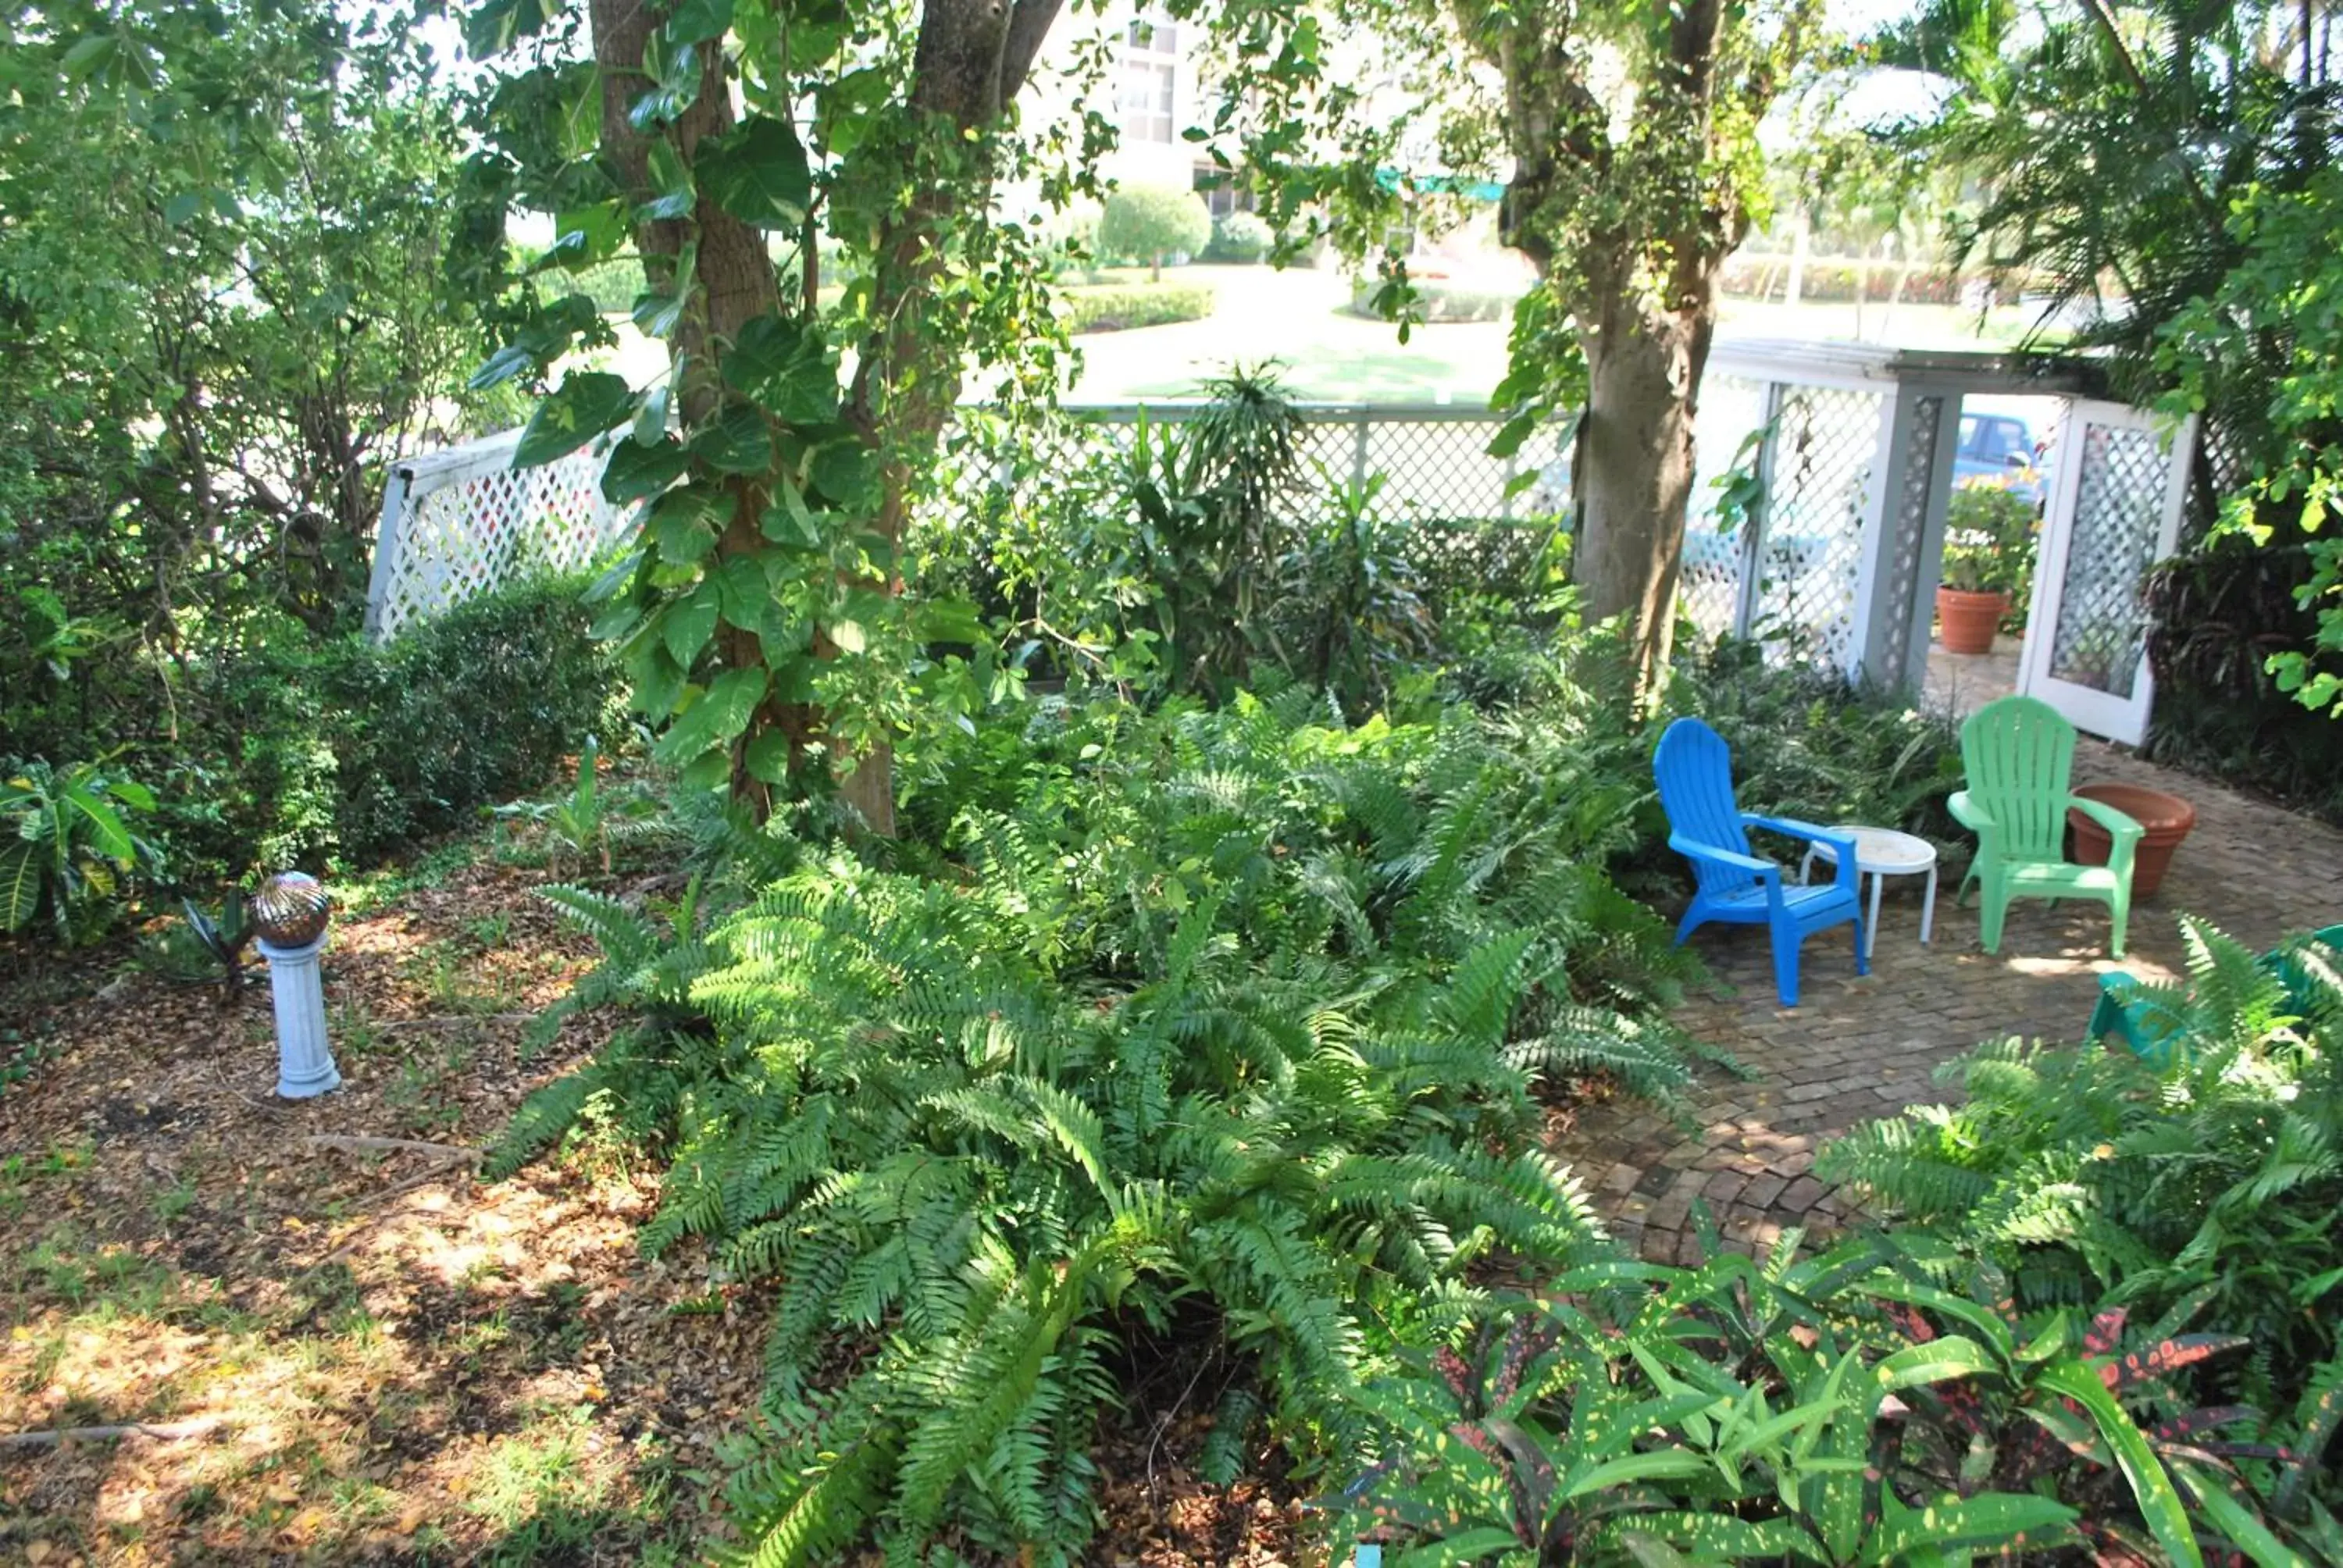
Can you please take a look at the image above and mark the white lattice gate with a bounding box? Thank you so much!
[1678,347,1894,673]
[2018,401,2197,745]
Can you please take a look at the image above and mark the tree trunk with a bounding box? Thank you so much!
[590,0,792,811]
[1573,299,1714,697]
[831,0,1067,837]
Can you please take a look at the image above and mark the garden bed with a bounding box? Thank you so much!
[0,830,1303,1565]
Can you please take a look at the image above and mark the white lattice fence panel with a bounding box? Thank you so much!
[369,436,628,641]
[1681,372,1770,641]
[1874,391,1946,679]
[373,405,1574,640]
[1748,386,1882,667]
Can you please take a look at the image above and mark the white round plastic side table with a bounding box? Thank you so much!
[1799,825,1938,961]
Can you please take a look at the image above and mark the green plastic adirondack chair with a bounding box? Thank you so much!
[1951,696,2144,957]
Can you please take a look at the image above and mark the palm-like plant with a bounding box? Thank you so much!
[1895,0,2338,447]
[1,758,159,939]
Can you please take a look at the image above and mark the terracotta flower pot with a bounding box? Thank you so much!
[1936,587,2008,656]
[2067,782,2198,900]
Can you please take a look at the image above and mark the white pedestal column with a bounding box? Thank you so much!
[259,933,340,1099]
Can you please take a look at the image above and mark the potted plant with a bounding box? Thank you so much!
[1936,483,2038,655]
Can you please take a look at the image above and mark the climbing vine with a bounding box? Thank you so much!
[461,0,1117,829]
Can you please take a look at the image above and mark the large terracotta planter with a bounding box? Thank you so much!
[1936,587,2009,655]
[2068,782,2198,899]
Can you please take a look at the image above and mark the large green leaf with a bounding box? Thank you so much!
[2035,1360,2201,1568]
[654,666,769,765]
[62,786,135,864]
[602,436,690,504]
[1617,1516,1811,1561]
[725,315,840,424]
[1874,1335,1995,1392]
[0,840,40,932]
[2174,1464,2301,1568]
[1395,1527,1528,1566]
[665,0,734,46]
[700,114,812,229]
[515,372,633,468]
[661,582,722,667]
[1870,1492,2078,1559]
[1558,1447,1710,1499]
[691,404,774,473]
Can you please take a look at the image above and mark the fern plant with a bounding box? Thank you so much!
[1819,918,2343,1413]
[493,686,1714,1563]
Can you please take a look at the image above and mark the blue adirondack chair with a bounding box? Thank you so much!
[1653,718,1867,1007]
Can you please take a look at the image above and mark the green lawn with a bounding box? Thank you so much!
[590,262,2052,410]
[1061,264,2049,406]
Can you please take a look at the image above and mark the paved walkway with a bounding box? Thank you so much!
[1558,734,2343,1266]
[1924,639,2021,715]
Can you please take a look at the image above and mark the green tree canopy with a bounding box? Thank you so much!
[1100,182,1212,278]
[1203,0,1832,696]
[0,0,501,757]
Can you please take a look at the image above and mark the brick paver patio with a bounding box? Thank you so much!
[1556,738,2343,1266]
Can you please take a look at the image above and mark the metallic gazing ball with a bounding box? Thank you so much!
[251,871,331,947]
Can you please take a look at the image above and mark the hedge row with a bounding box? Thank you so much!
[155,576,623,875]
[1717,258,1985,305]
[1058,283,1217,334]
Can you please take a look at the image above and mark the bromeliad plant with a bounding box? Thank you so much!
[1,758,159,940]
[493,736,671,875]
[1336,1242,2308,1566]
[180,889,255,993]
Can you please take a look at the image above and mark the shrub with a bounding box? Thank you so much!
[2146,537,2343,824]
[1056,282,1215,333]
[1097,184,1211,278]
[1205,209,1272,263]
[158,574,622,876]
[1340,1243,2316,1565]
[326,578,622,860]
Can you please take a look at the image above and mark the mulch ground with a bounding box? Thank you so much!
[0,837,1307,1566]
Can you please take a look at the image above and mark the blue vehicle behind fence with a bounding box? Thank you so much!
[1954,412,2049,506]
